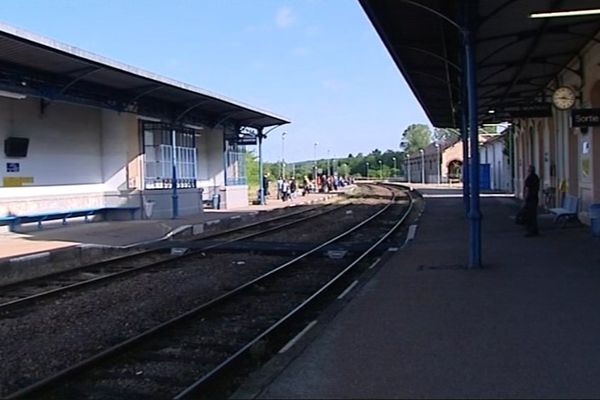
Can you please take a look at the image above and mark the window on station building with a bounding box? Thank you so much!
[225,141,247,186]
[141,121,197,189]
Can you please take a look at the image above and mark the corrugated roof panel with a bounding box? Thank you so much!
[83,69,152,90]
[0,36,87,74]
[0,22,289,128]
[361,0,600,127]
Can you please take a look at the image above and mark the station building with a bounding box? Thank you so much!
[512,36,600,222]
[0,23,288,220]
[406,131,497,184]
[362,0,600,223]
[406,138,463,184]
[479,131,512,192]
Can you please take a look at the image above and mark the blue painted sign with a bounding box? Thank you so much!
[6,162,19,172]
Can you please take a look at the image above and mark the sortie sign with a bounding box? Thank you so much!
[572,108,600,127]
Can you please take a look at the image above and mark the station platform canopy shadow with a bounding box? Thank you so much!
[0,22,289,129]
[359,0,600,128]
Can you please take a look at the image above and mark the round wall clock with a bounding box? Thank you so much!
[552,86,576,110]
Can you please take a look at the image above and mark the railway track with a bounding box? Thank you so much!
[0,203,344,314]
[5,184,413,399]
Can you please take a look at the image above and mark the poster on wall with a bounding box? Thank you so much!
[583,141,590,154]
[2,176,33,187]
[6,162,19,172]
[582,159,590,178]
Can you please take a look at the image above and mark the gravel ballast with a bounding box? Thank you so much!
[0,188,400,396]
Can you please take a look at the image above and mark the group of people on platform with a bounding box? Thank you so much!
[262,167,542,238]
[260,173,353,203]
[276,176,298,201]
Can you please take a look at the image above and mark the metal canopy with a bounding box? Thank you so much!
[0,22,289,129]
[360,0,600,128]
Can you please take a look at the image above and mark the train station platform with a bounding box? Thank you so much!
[245,187,600,399]
[0,191,341,262]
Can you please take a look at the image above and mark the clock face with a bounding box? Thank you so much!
[552,86,576,110]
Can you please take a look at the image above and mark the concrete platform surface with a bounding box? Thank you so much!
[252,187,600,399]
[0,191,341,261]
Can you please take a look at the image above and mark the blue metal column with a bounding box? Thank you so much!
[455,4,469,216]
[463,1,481,268]
[171,129,179,219]
[223,129,228,187]
[461,99,470,215]
[258,128,265,205]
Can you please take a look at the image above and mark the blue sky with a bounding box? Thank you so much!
[1,0,430,162]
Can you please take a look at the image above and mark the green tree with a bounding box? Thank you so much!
[401,124,432,154]
[481,124,498,135]
[433,127,460,143]
[291,163,310,180]
[338,162,351,177]
[245,150,259,193]
[265,162,279,178]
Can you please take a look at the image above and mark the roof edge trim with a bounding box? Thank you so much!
[0,20,290,124]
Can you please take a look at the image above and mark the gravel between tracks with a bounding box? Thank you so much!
[0,196,391,396]
[0,252,287,396]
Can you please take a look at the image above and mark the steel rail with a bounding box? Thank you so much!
[176,185,413,398]
[0,203,322,293]
[0,203,346,313]
[5,185,406,399]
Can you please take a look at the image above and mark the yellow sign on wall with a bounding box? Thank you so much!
[3,176,34,187]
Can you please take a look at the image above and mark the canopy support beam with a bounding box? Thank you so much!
[463,0,481,269]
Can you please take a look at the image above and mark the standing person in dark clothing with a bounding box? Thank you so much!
[262,174,270,198]
[523,165,540,237]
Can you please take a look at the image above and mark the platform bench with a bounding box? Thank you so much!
[548,194,579,227]
[2,206,139,232]
[0,216,17,228]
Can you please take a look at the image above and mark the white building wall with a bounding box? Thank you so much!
[549,41,600,217]
[0,99,149,217]
[0,98,109,215]
[198,127,248,209]
[492,140,511,191]
[0,97,103,187]
[532,121,541,175]
[479,138,511,192]
[0,96,247,217]
[511,39,600,222]
[197,130,217,185]
[197,127,225,198]
[196,131,209,192]
[100,109,137,192]
[576,41,600,216]
[542,119,551,188]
